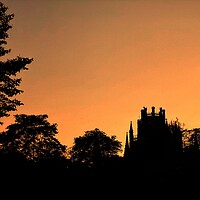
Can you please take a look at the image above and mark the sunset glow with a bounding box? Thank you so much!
[1,0,200,152]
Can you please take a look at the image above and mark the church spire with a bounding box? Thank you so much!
[124,132,129,158]
[124,121,135,158]
[129,121,134,150]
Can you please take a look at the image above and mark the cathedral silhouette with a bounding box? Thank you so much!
[124,106,182,163]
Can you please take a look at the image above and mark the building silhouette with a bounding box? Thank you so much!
[124,106,182,163]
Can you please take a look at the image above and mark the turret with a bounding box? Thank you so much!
[151,106,155,116]
[141,107,147,119]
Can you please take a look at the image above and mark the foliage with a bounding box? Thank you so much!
[182,128,200,153]
[69,128,122,168]
[168,118,184,138]
[167,118,184,155]
[0,114,67,164]
[0,2,33,124]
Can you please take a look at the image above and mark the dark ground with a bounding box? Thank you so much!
[0,156,199,199]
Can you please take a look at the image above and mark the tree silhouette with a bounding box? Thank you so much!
[167,118,183,157]
[183,128,200,154]
[0,114,67,168]
[0,2,33,124]
[69,128,122,168]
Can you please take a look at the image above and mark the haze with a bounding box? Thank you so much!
[1,0,200,151]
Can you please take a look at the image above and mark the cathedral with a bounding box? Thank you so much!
[124,106,182,163]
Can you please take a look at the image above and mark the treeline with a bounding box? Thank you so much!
[0,1,123,173]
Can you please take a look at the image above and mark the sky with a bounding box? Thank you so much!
[1,0,200,153]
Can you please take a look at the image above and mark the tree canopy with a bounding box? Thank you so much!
[0,2,33,124]
[69,128,122,168]
[0,114,67,166]
[182,128,200,154]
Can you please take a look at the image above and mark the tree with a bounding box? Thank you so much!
[167,118,184,156]
[0,2,33,124]
[183,128,200,154]
[69,128,122,168]
[0,114,67,167]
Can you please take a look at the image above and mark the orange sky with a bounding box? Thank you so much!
[1,0,200,153]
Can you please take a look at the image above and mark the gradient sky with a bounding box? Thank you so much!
[1,0,200,153]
